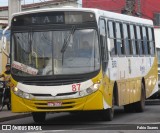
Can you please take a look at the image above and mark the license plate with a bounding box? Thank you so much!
[47,102,62,107]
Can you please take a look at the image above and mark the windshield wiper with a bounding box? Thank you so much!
[61,25,75,53]
[61,26,75,66]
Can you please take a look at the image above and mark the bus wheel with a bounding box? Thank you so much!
[32,112,46,123]
[124,103,134,113]
[102,95,114,121]
[134,83,145,112]
[7,103,11,110]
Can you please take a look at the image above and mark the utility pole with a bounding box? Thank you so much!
[8,0,21,23]
[137,0,141,17]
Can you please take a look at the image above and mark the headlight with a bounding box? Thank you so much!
[0,82,4,88]
[78,82,100,97]
[13,87,34,100]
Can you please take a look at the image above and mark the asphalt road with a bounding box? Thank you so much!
[0,100,160,132]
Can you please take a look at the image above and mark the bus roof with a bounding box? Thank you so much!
[11,7,153,26]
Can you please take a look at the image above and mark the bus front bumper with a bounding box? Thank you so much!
[11,90,104,113]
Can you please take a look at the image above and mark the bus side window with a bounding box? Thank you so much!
[148,27,155,55]
[140,26,145,55]
[152,28,156,55]
[134,25,139,55]
[108,21,117,56]
[129,25,137,55]
[100,19,108,62]
[123,23,131,55]
[115,22,124,55]
[141,26,148,55]
[136,26,143,55]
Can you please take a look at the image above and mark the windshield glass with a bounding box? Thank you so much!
[12,29,100,76]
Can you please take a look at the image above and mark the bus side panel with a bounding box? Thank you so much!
[117,82,125,105]
[125,80,130,105]
[134,79,141,102]
[145,57,158,98]
[116,75,141,106]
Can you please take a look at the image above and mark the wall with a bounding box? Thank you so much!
[82,0,160,21]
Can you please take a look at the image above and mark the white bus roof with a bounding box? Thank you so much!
[11,7,153,26]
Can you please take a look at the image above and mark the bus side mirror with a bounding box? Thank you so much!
[1,26,10,57]
[1,36,7,50]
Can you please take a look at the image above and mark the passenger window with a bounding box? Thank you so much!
[148,28,155,55]
[123,24,131,55]
[108,21,114,38]
[115,22,124,55]
[142,27,148,55]
[136,26,143,55]
[108,21,117,55]
[134,25,139,55]
[100,19,106,36]
[129,25,137,55]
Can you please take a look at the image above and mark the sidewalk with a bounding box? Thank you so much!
[0,106,31,122]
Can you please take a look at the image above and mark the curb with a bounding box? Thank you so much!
[145,99,160,105]
[0,113,31,122]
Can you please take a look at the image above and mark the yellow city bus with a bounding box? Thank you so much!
[9,8,158,122]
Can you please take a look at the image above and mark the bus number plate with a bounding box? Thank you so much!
[48,102,62,107]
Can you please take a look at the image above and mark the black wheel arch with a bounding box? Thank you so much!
[113,81,118,105]
[142,77,146,98]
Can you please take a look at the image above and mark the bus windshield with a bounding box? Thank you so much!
[11,28,100,76]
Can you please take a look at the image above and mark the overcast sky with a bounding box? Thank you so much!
[0,0,47,6]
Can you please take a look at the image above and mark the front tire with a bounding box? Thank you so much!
[102,95,114,121]
[0,93,4,111]
[7,103,11,110]
[32,112,46,123]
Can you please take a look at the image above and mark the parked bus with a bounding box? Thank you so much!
[9,8,158,122]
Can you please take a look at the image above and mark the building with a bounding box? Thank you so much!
[82,0,160,26]
[0,0,82,29]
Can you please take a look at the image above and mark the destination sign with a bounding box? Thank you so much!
[12,11,96,26]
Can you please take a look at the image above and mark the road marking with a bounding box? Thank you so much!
[141,122,160,124]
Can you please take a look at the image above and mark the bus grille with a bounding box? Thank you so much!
[36,106,73,110]
[35,102,75,105]
[31,100,84,111]
[31,92,77,97]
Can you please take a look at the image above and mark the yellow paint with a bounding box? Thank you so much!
[10,77,18,89]
[114,57,157,106]
[11,90,104,113]
[11,91,29,112]
[125,81,130,104]
[144,57,158,98]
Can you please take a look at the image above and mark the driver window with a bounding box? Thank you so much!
[100,19,108,62]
